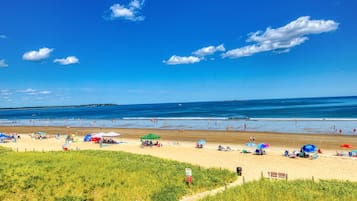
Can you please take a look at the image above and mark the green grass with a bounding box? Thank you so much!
[200,179,357,201]
[0,149,236,201]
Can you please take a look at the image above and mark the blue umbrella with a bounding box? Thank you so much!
[257,143,269,149]
[197,139,206,145]
[245,142,256,147]
[301,144,317,153]
[0,133,12,139]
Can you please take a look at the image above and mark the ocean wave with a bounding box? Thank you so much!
[249,118,357,121]
[122,117,229,120]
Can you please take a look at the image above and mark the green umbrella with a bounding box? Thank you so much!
[140,133,160,140]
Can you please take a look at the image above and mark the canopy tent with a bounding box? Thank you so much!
[140,133,160,140]
[93,132,120,138]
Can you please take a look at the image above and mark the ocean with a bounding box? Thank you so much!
[1,96,357,135]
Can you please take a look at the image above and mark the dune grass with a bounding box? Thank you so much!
[200,179,357,201]
[0,148,236,201]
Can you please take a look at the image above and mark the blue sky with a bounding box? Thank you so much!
[0,0,356,107]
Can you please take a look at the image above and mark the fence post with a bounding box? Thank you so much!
[243,176,245,183]
[312,176,314,182]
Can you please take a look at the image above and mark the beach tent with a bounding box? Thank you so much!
[197,139,206,145]
[245,142,256,147]
[140,133,160,140]
[83,134,92,142]
[35,132,47,137]
[340,144,353,149]
[301,144,317,153]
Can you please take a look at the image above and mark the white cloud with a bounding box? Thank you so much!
[22,47,54,61]
[164,55,201,65]
[109,0,145,21]
[0,59,8,67]
[0,89,11,96]
[0,35,6,39]
[193,44,226,57]
[17,88,36,93]
[17,88,51,95]
[54,56,79,65]
[222,16,339,59]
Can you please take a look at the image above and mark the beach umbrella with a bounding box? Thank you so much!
[93,132,105,138]
[340,144,353,149]
[301,144,317,153]
[35,132,47,136]
[83,134,92,142]
[257,143,269,149]
[106,131,120,137]
[140,133,160,140]
[245,142,256,147]
[0,133,11,139]
[197,139,206,145]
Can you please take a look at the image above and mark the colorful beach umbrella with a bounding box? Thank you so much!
[257,143,269,149]
[301,144,317,153]
[340,144,353,149]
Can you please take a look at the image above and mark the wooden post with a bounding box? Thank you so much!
[243,176,245,183]
[312,176,314,182]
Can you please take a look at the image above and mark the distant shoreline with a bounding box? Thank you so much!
[0,103,118,110]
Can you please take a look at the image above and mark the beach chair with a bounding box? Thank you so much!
[241,149,250,154]
[311,153,319,160]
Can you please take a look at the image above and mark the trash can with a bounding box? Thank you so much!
[236,167,242,176]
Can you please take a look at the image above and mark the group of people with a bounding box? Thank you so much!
[249,136,256,143]
[142,140,161,147]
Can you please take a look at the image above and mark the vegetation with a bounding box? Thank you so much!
[200,179,357,201]
[0,149,236,201]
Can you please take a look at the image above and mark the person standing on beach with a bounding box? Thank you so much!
[99,138,103,148]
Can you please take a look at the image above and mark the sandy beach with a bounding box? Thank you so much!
[1,126,357,183]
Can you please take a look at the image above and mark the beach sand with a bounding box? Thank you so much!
[1,126,357,182]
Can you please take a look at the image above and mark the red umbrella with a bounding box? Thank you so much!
[340,144,353,149]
